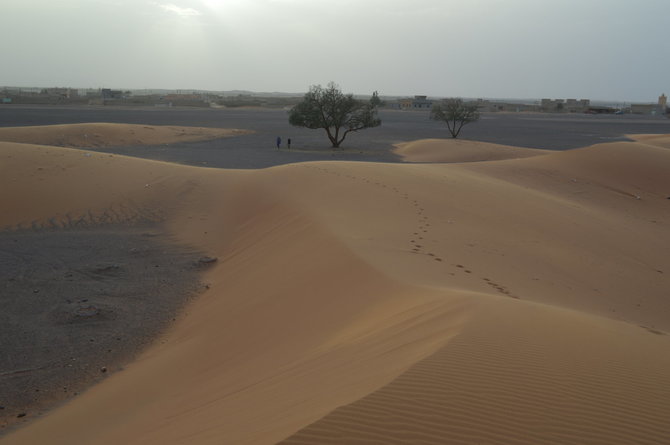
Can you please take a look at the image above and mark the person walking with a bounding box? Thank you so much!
[287,138,291,150]
[276,136,281,149]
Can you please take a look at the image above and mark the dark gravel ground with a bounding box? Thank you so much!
[0,225,208,433]
[1,105,669,168]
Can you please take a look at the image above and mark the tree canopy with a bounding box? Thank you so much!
[288,82,381,148]
[430,98,480,138]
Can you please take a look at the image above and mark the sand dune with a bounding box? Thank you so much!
[629,133,670,150]
[0,123,250,148]
[394,138,548,163]
[281,299,670,445]
[1,129,669,444]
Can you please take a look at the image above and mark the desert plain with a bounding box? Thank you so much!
[1,107,670,444]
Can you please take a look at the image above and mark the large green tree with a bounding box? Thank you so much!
[288,83,381,148]
[430,98,480,138]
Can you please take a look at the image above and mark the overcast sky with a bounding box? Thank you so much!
[2,0,669,101]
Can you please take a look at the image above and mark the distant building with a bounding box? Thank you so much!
[473,99,539,113]
[630,94,667,115]
[659,93,667,113]
[541,98,560,112]
[411,95,433,109]
[390,95,433,110]
[631,103,658,115]
[565,99,590,113]
[164,93,202,101]
[101,89,123,100]
[394,98,413,110]
[40,87,78,98]
[540,98,590,113]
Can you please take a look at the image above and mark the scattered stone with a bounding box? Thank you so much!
[92,264,120,273]
[75,305,99,318]
[100,367,107,373]
[197,256,218,266]
[17,413,26,418]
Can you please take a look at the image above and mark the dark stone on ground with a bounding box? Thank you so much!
[197,256,218,265]
[0,225,205,434]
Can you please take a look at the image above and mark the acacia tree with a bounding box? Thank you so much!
[288,82,381,148]
[430,98,480,138]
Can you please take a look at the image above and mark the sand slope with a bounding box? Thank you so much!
[394,138,548,163]
[2,132,670,444]
[629,133,670,150]
[281,299,670,445]
[0,123,250,148]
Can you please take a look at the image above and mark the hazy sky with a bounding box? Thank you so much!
[2,0,669,101]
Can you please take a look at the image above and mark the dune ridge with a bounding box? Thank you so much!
[280,298,670,445]
[394,138,548,163]
[2,129,670,444]
[0,123,250,148]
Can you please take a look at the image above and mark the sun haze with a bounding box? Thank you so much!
[2,0,669,100]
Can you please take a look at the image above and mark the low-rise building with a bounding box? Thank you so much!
[101,89,124,100]
[540,98,590,113]
[390,95,434,110]
[630,94,667,115]
[411,95,433,109]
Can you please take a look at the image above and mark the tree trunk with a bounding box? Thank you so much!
[325,128,338,147]
[447,120,457,138]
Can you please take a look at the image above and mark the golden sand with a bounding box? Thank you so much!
[1,127,669,444]
[0,123,249,148]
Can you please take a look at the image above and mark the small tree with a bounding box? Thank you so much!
[289,82,381,148]
[370,90,384,108]
[430,98,480,138]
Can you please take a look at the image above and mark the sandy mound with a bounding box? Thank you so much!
[2,131,670,444]
[281,300,670,445]
[0,123,251,148]
[394,138,548,163]
[628,133,670,150]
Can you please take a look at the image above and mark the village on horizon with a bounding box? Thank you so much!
[1,86,668,116]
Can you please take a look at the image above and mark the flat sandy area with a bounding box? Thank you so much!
[1,110,669,444]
